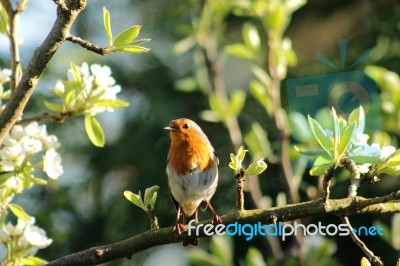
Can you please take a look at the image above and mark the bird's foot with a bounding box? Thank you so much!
[173,222,186,237]
[212,214,222,224]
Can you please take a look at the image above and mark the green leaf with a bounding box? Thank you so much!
[0,171,16,185]
[103,7,113,43]
[264,4,287,31]
[348,105,365,133]
[93,99,130,109]
[242,22,260,50]
[210,236,233,266]
[44,101,64,112]
[229,153,237,170]
[124,190,146,211]
[360,257,371,266]
[229,90,246,116]
[224,43,254,59]
[237,146,247,163]
[144,185,159,208]
[249,80,269,111]
[337,123,357,159]
[331,107,340,149]
[348,145,383,164]
[246,159,267,175]
[9,204,32,221]
[20,257,45,266]
[289,112,313,142]
[310,154,332,176]
[294,146,327,157]
[308,115,333,156]
[387,149,400,166]
[0,4,9,34]
[116,44,150,53]
[84,116,105,147]
[29,177,48,186]
[188,249,222,266]
[244,122,273,160]
[69,63,82,84]
[209,92,226,120]
[131,38,151,46]
[245,247,267,266]
[113,25,142,47]
[392,213,400,250]
[173,35,196,55]
[175,77,198,92]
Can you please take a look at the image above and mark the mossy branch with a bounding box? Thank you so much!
[47,191,400,266]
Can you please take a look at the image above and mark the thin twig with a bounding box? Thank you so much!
[235,168,245,211]
[1,0,22,92]
[147,210,159,230]
[47,191,400,266]
[343,159,361,197]
[52,0,68,11]
[16,111,72,125]
[322,167,335,203]
[66,35,109,55]
[340,216,383,266]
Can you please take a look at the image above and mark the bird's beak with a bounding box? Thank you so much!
[164,126,177,131]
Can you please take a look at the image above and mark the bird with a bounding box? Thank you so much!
[165,118,222,246]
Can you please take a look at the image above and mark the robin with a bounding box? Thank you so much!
[165,118,222,246]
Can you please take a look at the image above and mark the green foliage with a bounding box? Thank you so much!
[84,116,105,148]
[8,203,32,222]
[361,257,371,266]
[189,235,233,266]
[0,3,8,35]
[102,7,150,54]
[229,146,267,176]
[45,63,130,146]
[124,185,159,212]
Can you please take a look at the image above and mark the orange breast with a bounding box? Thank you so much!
[168,133,213,176]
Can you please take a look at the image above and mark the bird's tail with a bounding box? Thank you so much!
[183,211,198,246]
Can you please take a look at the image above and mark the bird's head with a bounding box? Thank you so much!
[164,118,209,145]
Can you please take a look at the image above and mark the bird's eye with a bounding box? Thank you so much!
[182,123,190,129]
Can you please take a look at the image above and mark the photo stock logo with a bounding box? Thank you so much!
[286,39,381,131]
[187,220,384,241]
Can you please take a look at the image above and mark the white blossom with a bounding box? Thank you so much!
[22,138,43,154]
[357,163,371,174]
[43,149,63,179]
[41,135,61,149]
[0,143,25,170]
[371,143,396,160]
[0,69,11,84]
[91,64,115,87]
[353,133,369,145]
[24,225,52,248]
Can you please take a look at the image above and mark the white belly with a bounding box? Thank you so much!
[167,161,218,217]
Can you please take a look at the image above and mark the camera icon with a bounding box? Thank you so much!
[286,40,381,132]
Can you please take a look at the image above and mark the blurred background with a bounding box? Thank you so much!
[1,0,399,265]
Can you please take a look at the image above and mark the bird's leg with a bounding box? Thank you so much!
[204,200,222,224]
[173,205,186,237]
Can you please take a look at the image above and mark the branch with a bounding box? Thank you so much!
[66,35,108,55]
[1,0,22,92]
[16,111,73,124]
[52,0,68,11]
[235,169,245,211]
[322,167,335,203]
[47,192,400,266]
[340,216,383,266]
[0,0,87,144]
